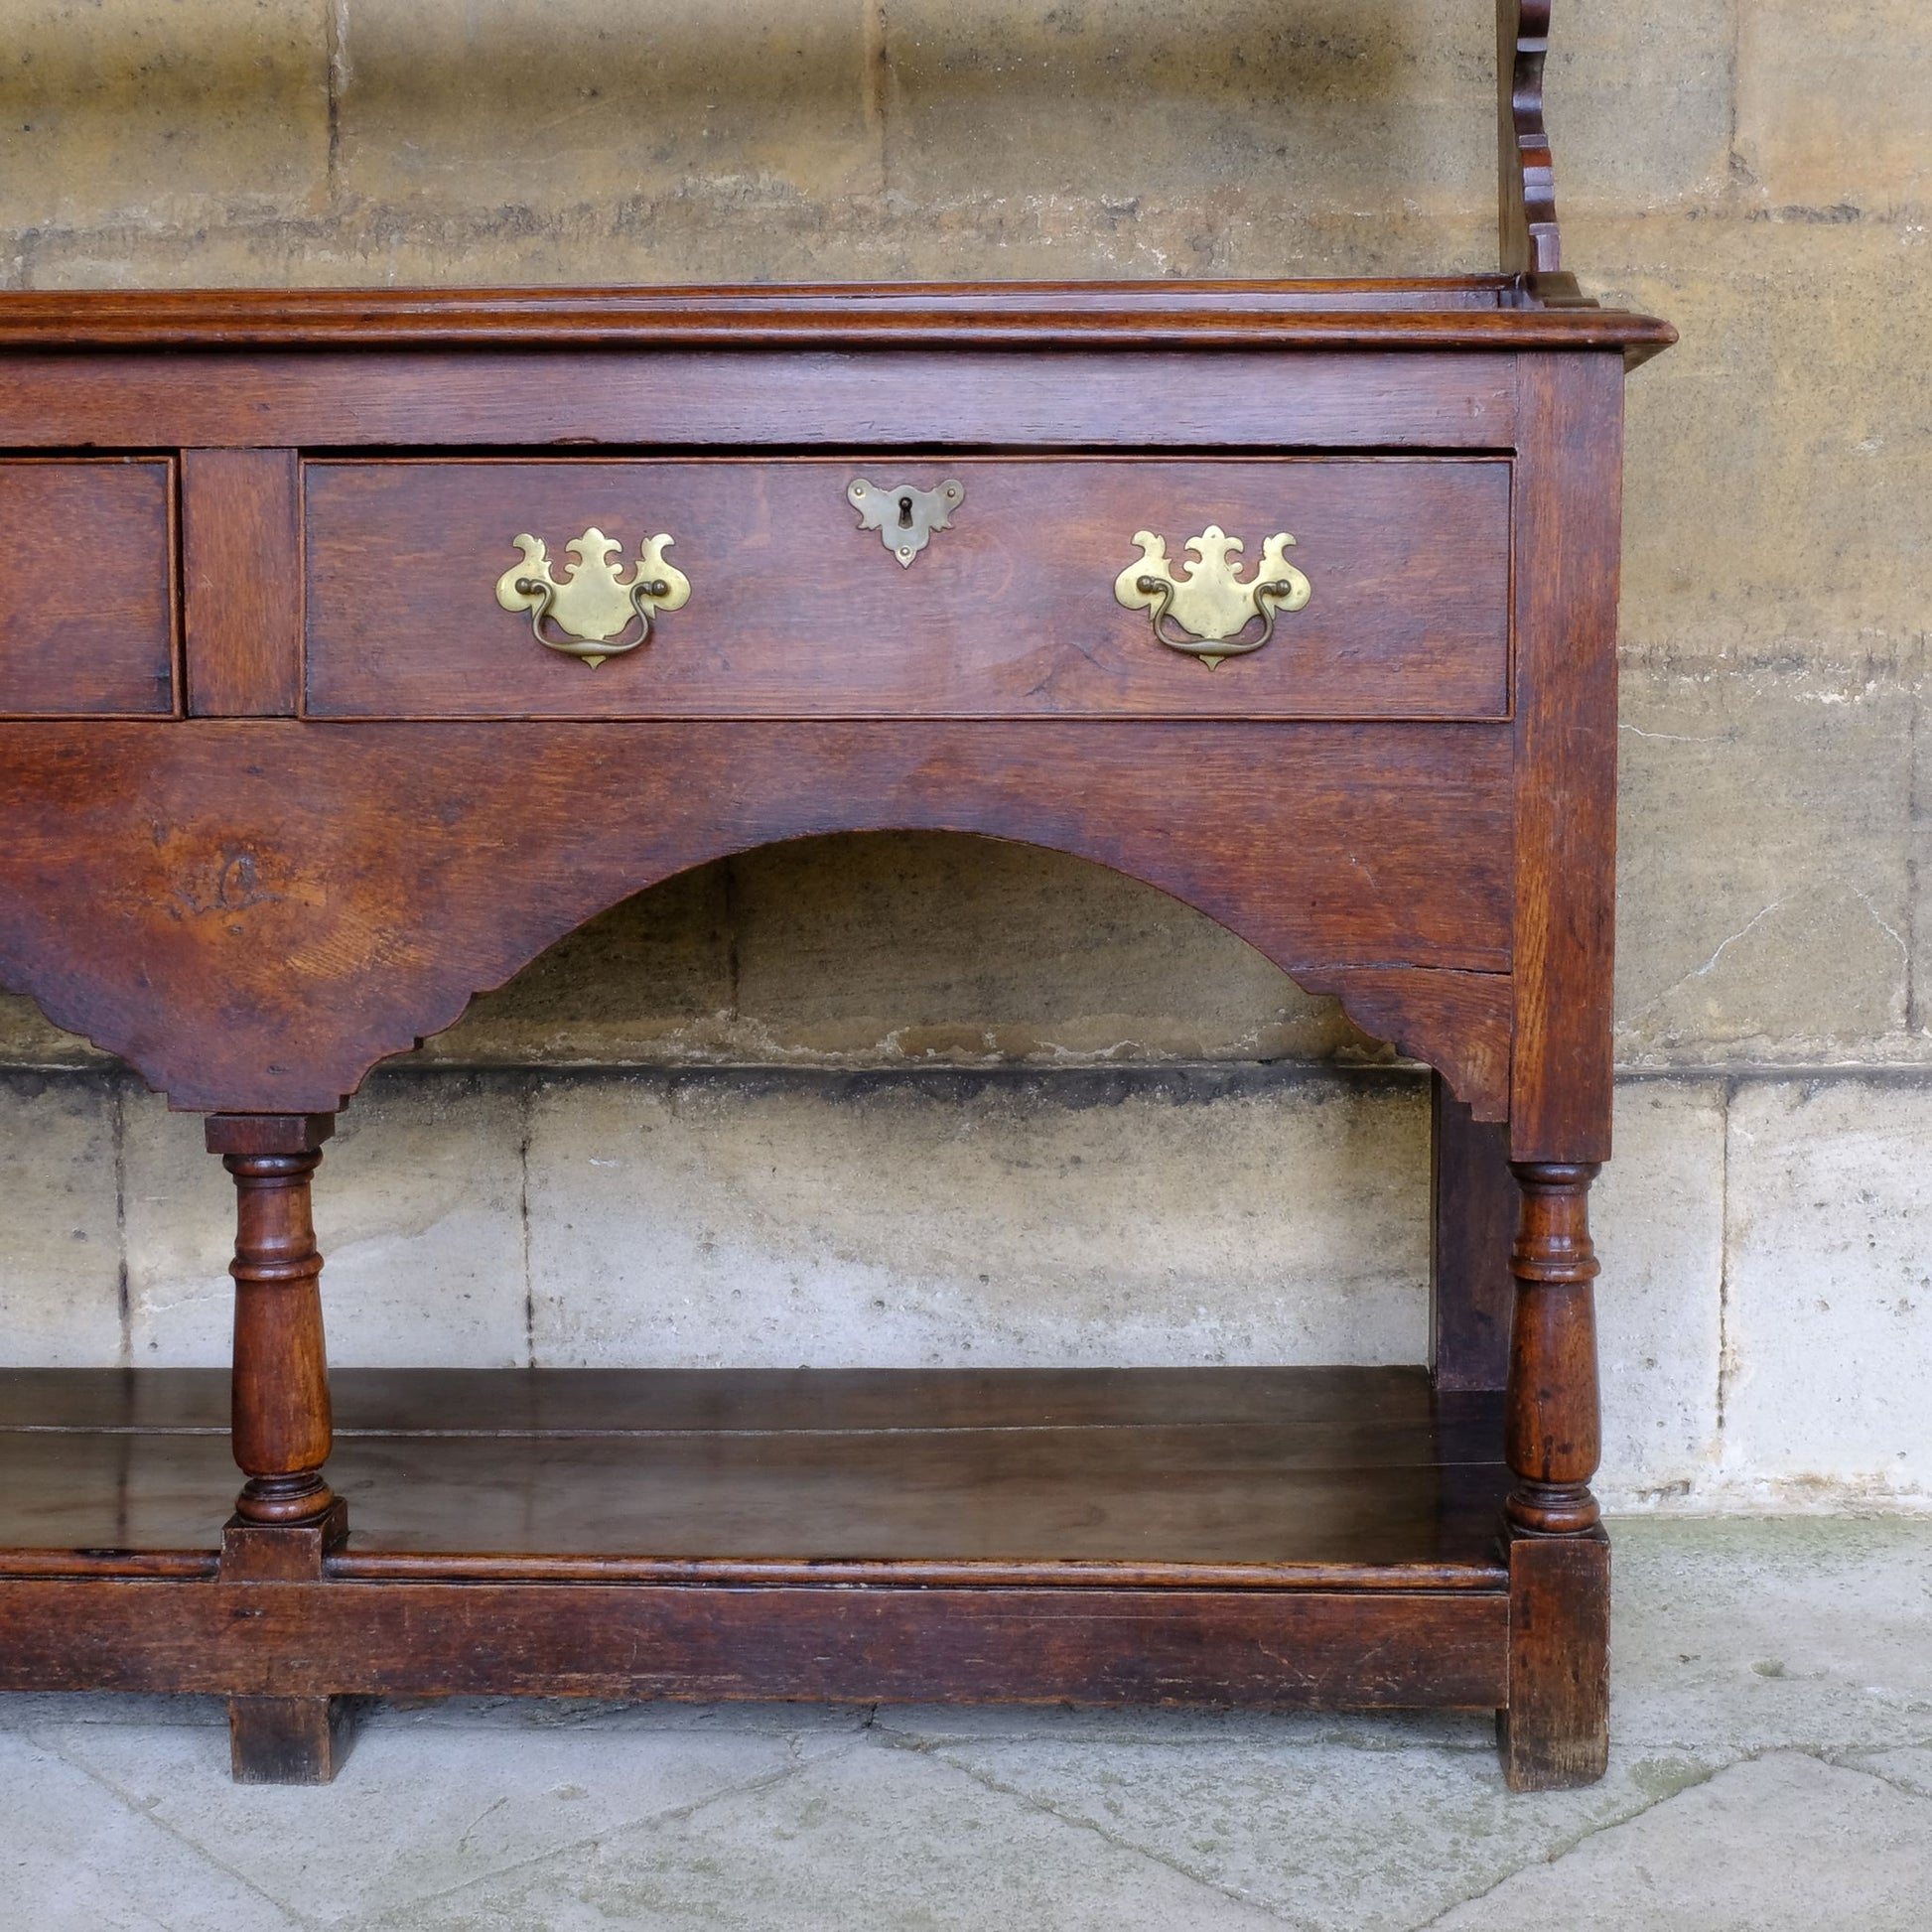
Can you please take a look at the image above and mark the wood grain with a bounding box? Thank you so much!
[1508,354,1623,1162]
[1499,1527,1610,1789]
[0,282,1673,355]
[1431,1077,1518,1391]
[0,718,1514,1112]
[0,348,1522,455]
[0,1366,1509,1581]
[0,460,176,717]
[1498,1,1563,276]
[0,1576,1508,1708]
[183,450,302,717]
[304,457,1511,723]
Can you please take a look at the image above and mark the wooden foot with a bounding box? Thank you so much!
[207,1113,339,1526]
[229,1695,355,1784]
[1498,1160,1608,1787]
[1499,1527,1610,1789]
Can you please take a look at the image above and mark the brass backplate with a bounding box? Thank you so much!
[848,479,965,567]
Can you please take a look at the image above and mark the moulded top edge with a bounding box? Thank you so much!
[0,281,1677,361]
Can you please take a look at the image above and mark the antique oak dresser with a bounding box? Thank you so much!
[0,2,1671,1787]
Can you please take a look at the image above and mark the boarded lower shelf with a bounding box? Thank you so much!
[0,1366,1514,1709]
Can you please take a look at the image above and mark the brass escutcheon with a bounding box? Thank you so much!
[1114,524,1312,669]
[848,478,964,568]
[494,526,691,668]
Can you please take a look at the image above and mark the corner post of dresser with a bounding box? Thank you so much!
[1498,349,1624,1788]
[207,1109,352,1781]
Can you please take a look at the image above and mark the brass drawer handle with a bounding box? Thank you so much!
[1114,524,1311,669]
[494,526,691,669]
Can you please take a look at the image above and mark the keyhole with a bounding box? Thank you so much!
[897,494,914,528]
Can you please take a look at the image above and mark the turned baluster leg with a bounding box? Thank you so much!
[207,1112,353,1783]
[1499,1159,1609,1790]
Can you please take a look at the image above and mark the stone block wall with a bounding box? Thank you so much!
[1,3,1928,1510]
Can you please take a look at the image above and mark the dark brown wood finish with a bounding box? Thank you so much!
[1504,1162,1603,1538]
[1432,1076,1518,1388]
[1508,354,1624,1162]
[0,346,1527,456]
[0,1578,1509,1711]
[0,460,176,717]
[0,2,1669,1789]
[1498,0,1562,278]
[183,449,303,717]
[0,719,1515,1115]
[0,283,1672,355]
[207,1113,339,1528]
[0,1366,1509,1578]
[304,458,1512,723]
[1499,1528,1611,1788]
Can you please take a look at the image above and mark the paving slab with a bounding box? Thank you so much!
[1427,1751,1932,1931]
[1609,1518,1932,1755]
[360,1734,1281,1932]
[0,1728,302,1932]
[44,1707,855,1929]
[913,1728,1714,1931]
[1842,1742,1932,1799]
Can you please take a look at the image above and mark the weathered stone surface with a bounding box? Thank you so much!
[881,0,1492,279]
[1719,1080,1932,1505]
[1579,214,1932,662]
[1614,657,1913,1065]
[1610,1517,1932,1756]
[1593,1080,1726,1508]
[729,832,1360,1066]
[0,1,330,236]
[336,0,879,218]
[1736,2,1932,212]
[926,1729,1711,1931]
[370,1737,1281,1932]
[1431,1752,1932,1931]
[0,1075,121,1366]
[526,1069,1429,1368]
[420,862,735,1065]
[0,1728,306,1932]
[1556,0,1736,213]
[0,994,100,1068]
[123,1077,528,1367]
[47,1710,843,1928]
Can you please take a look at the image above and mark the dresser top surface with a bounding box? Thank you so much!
[0,280,1676,361]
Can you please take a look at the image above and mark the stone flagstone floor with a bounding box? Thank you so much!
[4,1518,1930,1930]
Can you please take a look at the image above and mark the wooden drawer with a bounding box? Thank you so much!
[0,460,175,716]
[304,457,1510,721]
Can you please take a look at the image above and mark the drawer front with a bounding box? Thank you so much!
[304,457,1510,721]
[0,460,175,716]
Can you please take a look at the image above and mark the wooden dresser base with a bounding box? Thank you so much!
[0,1364,1600,1789]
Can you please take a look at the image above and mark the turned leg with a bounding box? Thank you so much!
[1498,1160,1609,1791]
[209,1112,340,1525]
[207,1112,353,1783]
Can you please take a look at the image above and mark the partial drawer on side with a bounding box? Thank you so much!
[0,460,176,716]
[304,457,1511,721]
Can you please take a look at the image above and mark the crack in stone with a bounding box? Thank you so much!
[1621,897,1797,1026]
[352,1731,875,1921]
[909,1737,1300,1925]
[1409,1753,1736,1930]
[32,1726,327,1931]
